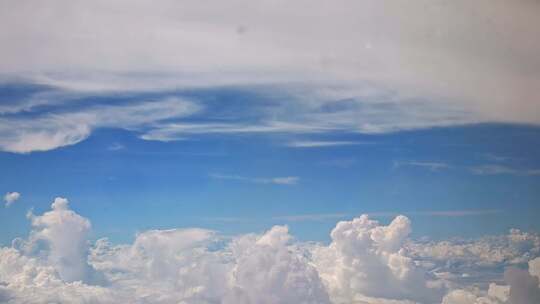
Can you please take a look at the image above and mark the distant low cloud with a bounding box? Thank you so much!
[4,191,20,207]
[0,198,539,303]
[209,173,299,185]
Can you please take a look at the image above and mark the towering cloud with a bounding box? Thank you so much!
[1,197,539,303]
[313,215,442,303]
[22,197,102,284]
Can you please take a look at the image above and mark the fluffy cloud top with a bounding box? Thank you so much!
[21,197,103,285]
[313,215,442,303]
[1,197,539,303]
[4,192,20,207]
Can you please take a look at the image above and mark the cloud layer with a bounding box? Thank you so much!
[1,197,539,303]
[0,0,539,153]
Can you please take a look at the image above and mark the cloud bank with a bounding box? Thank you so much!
[0,0,539,153]
[1,197,540,303]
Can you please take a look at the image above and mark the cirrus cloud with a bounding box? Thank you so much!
[1,0,540,153]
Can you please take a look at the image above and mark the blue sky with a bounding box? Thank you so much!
[2,84,539,246]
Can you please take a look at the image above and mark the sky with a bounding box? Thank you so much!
[1,1,540,303]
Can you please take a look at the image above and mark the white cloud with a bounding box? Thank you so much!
[1,198,540,303]
[138,121,336,142]
[286,140,370,148]
[3,192,20,207]
[312,215,443,303]
[0,98,199,153]
[0,0,539,154]
[0,0,539,125]
[209,173,299,185]
[394,160,451,172]
[90,221,329,303]
[441,258,540,304]
[409,228,540,266]
[23,197,103,284]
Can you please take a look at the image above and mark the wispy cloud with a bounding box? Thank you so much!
[481,153,511,162]
[286,140,371,148]
[274,209,502,222]
[209,173,299,185]
[107,143,125,151]
[273,213,348,222]
[3,0,540,129]
[369,209,503,217]
[319,158,357,168]
[139,121,335,142]
[394,160,451,172]
[199,216,254,223]
[0,98,198,153]
[470,165,540,176]
[0,0,539,155]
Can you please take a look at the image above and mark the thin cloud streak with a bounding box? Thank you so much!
[275,209,503,222]
[470,165,540,176]
[209,173,299,185]
[286,140,372,148]
[0,97,199,153]
[394,160,451,172]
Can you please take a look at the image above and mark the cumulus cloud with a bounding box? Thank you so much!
[22,197,103,284]
[4,192,20,207]
[1,197,539,303]
[312,215,443,303]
